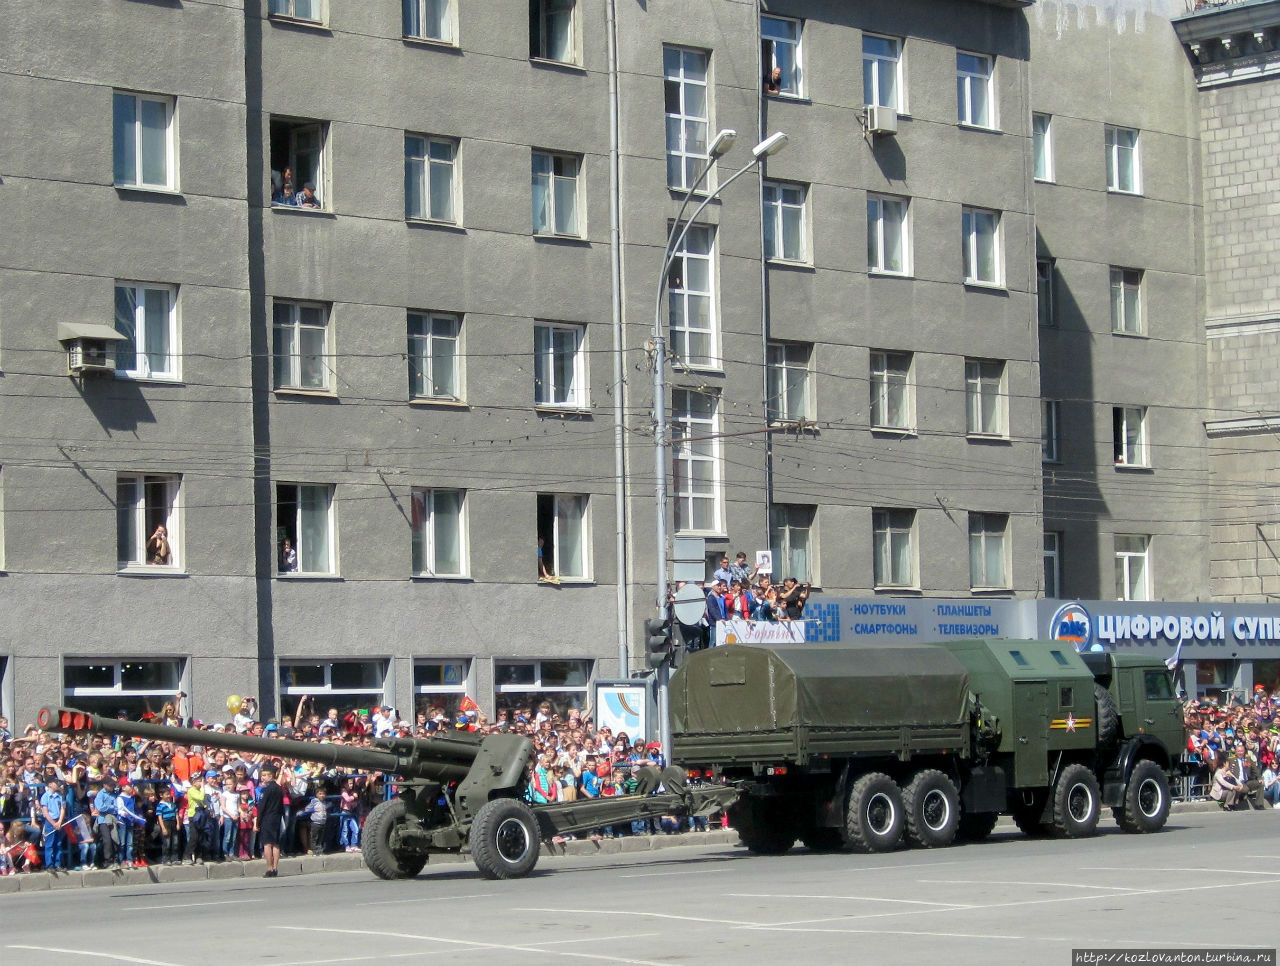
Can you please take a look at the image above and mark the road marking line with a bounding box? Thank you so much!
[729,893,975,908]
[917,879,1140,891]
[619,868,734,878]
[122,899,258,911]
[8,946,184,966]
[747,927,1027,940]
[1082,866,1280,876]
[358,893,497,906]
[529,934,662,947]
[518,907,760,927]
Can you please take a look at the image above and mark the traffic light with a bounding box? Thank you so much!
[645,618,672,669]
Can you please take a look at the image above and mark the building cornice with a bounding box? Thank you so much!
[1174,0,1280,85]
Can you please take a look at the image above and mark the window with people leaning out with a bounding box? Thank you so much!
[537,493,588,582]
[270,118,326,210]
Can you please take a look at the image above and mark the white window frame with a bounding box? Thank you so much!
[766,341,813,424]
[534,322,587,408]
[530,0,577,64]
[493,659,592,716]
[413,659,472,718]
[663,46,710,192]
[268,0,324,24]
[969,512,1010,590]
[1033,113,1053,182]
[1115,534,1151,601]
[1042,399,1061,463]
[1113,406,1149,468]
[762,15,803,98]
[408,311,462,401]
[762,181,807,263]
[113,91,176,191]
[870,350,913,432]
[405,133,458,224]
[1043,531,1062,598]
[867,194,909,275]
[63,659,184,719]
[270,118,329,210]
[278,660,389,710]
[672,389,721,534]
[863,34,902,110]
[1106,125,1141,194]
[272,300,331,392]
[532,150,582,237]
[277,482,336,576]
[956,51,994,129]
[403,0,454,44]
[411,487,467,578]
[538,493,590,580]
[965,359,1007,438]
[114,281,179,380]
[1037,257,1056,327]
[1110,267,1143,335]
[770,504,817,584]
[962,206,1001,286]
[667,224,717,369]
[873,508,916,589]
[117,473,181,571]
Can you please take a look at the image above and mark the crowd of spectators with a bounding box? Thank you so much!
[669,551,813,650]
[1184,685,1280,810]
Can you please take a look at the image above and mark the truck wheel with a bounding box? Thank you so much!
[729,799,796,855]
[471,798,540,879]
[1114,760,1170,834]
[1051,764,1101,838]
[1095,684,1120,746]
[799,827,844,853]
[1011,792,1050,838]
[362,798,428,880]
[903,771,960,848]
[844,773,904,853]
[956,811,999,842]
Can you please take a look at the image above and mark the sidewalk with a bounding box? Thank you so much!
[0,800,1224,894]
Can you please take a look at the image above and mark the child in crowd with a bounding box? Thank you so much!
[338,778,361,853]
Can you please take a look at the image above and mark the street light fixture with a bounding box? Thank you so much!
[651,131,789,759]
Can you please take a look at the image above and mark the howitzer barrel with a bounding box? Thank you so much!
[38,707,475,781]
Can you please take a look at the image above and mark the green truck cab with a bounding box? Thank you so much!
[670,638,1182,855]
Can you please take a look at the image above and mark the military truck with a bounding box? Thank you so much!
[669,639,1184,854]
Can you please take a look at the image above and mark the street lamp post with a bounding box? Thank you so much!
[652,131,789,759]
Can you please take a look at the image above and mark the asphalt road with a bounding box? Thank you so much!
[3,810,1279,966]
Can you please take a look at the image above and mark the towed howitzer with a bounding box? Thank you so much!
[39,707,738,880]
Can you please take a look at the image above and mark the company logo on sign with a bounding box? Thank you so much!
[1049,601,1092,652]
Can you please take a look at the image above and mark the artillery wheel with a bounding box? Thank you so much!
[471,798,540,880]
[1050,763,1101,839]
[903,770,960,849]
[1114,760,1170,834]
[729,798,796,855]
[362,798,427,880]
[843,772,904,853]
[956,810,999,843]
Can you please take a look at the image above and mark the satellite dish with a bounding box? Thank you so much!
[672,583,707,626]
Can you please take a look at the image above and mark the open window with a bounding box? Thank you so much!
[270,117,328,209]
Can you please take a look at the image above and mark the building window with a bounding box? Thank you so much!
[273,301,330,391]
[1033,113,1053,182]
[771,504,816,583]
[1106,126,1140,194]
[494,659,591,717]
[113,91,175,190]
[1110,267,1143,335]
[1044,531,1062,598]
[762,181,807,262]
[1037,257,1056,327]
[1113,406,1148,467]
[1115,534,1150,601]
[270,118,327,208]
[114,282,177,380]
[411,488,466,577]
[413,659,471,719]
[64,659,183,720]
[672,389,720,533]
[663,46,710,191]
[279,661,388,713]
[117,474,180,570]
[532,151,581,237]
[962,207,1000,285]
[767,342,812,423]
[530,0,575,63]
[969,512,1009,590]
[408,311,461,401]
[668,224,715,368]
[873,508,915,589]
[405,134,457,223]
[534,322,586,408]
[536,493,589,580]
[965,359,1006,437]
[867,195,909,275]
[762,15,803,97]
[269,0,324,22]
[403,0,453,43]
[863,35,901,109]
[956,52,993,128]
[1042,399,1060,463]
[277,483,335,575]
[870,350,912,431]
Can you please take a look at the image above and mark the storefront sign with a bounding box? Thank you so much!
[1038,600,1280,652]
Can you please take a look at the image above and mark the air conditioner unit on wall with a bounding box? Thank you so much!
[866,104,898,136]
[66,339,116,374]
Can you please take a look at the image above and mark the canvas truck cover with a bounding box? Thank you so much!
[670,643,971,736]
